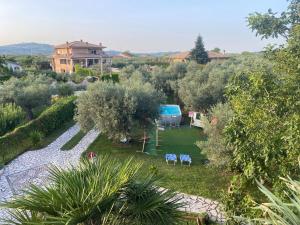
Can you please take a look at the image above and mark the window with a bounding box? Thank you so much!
[60,59,67,64]
[89,49,97,54]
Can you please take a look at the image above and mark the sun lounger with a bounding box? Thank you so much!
[165,154,177,165]
[180,154,192,166]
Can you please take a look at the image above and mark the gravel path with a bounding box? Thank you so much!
[0,124,225,223]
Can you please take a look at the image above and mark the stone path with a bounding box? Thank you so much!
[0,124,225,223]
[0,124,99,220]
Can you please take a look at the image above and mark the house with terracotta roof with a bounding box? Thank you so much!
[113,52,135,59]
[170,51,230,63]
[51,40,112,74]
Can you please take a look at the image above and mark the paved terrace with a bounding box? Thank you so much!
[0,124,225,223]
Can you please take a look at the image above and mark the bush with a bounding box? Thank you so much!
[101,73,119,83]
[0,96,76,164]
[56,83,74,96]
[0,103,25,136]
[196,102,234,168]
[29,130,44,147]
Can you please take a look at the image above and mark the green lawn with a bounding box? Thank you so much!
[86,126,231,200]
[39,120,76,149]
[61,130,86,150]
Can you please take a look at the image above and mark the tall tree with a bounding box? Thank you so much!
[223,25,300,221]
[190,35,209,64]
[247,0,300,39]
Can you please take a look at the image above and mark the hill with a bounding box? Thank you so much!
[0,42,179,57]
[0,43,54,55]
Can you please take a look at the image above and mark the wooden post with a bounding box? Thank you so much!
[142,129,146,152]
[100,58,103,75]
[156,127,158,147]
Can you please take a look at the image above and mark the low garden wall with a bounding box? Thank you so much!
[0,96,76,165]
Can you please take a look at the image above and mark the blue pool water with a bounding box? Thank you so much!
[160,105,181,116]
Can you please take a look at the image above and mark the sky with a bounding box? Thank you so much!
[0,0,288,53]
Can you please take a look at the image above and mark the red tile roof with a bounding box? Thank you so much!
[170,51,230,60]
[55,40,106,49]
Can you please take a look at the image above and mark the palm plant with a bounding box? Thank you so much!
[239,177,300,225]
[253,177,300,225]
[2,156,184,225]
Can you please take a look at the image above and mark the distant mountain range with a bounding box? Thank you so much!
[0,43,54,55]
[0,42,178,57]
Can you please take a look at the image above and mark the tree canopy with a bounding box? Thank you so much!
[247,0,300,39]
[76,80,164,141]
[223,24,300,221]
[0,75,53,119]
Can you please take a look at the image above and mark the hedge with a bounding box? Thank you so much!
[0,96,76,165]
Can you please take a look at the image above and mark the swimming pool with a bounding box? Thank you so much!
[159,105,182,126]
[160,105,181,116]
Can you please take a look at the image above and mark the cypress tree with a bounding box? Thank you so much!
[190,35,209,64]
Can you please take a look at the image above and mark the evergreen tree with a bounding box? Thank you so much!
[190,35,209,64]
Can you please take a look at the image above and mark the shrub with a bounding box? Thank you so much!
[29,130,44,147]
[0,103,25,136]
[196,102,234,168]
[0,96,76,164]
[56,83,74,96]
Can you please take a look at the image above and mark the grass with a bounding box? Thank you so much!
[61,130,86,150]
[86,126,231,200]
[38,120,76,149]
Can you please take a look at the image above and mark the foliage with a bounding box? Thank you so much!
[178,54,270,111]
[196,102,234,168]
[0,96,76,164]
[61,130,85,150]
[0,103,25,136]
[2,156,184,225]
[56,82,74,96]
[76,82,136,140]
[211,47,221,53]
[149,63,187,102]
[76,80,163,141]
[0,74,53,119]
[250,177,300,225]
[74,64,94,76]
[190,35,209,64]
[29,130,44,147]
[223,25,300,221]
[247,0,300,39]
[112,57,169,69]
[101,73,119,83]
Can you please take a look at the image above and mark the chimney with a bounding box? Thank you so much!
[80,39,83,42]
[99,42,102,47]
[223,50,226,55]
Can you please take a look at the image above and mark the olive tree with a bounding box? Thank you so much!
[0,75,53,119]
[196,102,233,168]
[76,80,163,141]
[178,54,271,111]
